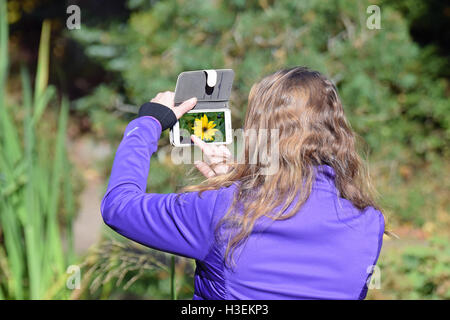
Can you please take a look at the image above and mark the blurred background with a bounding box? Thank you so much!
[0,0,448,300]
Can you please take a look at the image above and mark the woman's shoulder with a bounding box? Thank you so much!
[176,183,238,218]
[362,206,386,236]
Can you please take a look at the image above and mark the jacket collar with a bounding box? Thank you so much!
[314,165,336,190]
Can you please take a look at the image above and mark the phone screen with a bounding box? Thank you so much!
[179,111,226,144]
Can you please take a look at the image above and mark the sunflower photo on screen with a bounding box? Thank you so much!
[179,111,226,142]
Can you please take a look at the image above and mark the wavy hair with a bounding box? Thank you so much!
[183,66,382,266]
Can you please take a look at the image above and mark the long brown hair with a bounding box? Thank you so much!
[184,66,382,266]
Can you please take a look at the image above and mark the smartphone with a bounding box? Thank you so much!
[170,108,232,147]
[170,69,234,147]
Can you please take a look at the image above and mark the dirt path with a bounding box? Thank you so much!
[67,135,112,254]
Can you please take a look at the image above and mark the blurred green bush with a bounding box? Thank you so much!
[71,0,449,162]
[0,3,75,298]
[368,237,450,299]
[72,240,195,300]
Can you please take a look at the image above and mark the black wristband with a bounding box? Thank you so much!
[138,102,177,131]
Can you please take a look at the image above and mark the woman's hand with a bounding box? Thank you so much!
[191,135,232,178]
[151,91,197,119]
[150,91,231,178]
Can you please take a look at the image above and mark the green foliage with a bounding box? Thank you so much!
[0,3,75,299]
[373,160,449,227]
[72,0,448,161]
[75,240,194,300]
[72,84,128,141]
[368,237,450,300]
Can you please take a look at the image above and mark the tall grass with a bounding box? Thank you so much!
[0,0,75,299]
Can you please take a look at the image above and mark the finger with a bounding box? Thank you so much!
[191,134,211,154]
[174,97,197,119]
[151,91,175,108]
[208,145,231,162]
[191,136,231,166]
[160,91,175,107]
[150,92,162,101]
[208,152,230,164]
[212,163,230,175]
[218,145,232,159]
[194,160,216,178]
[165,91,175,99]
[207,145,228,159]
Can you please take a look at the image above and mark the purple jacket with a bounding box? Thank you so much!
[101,116,384,300]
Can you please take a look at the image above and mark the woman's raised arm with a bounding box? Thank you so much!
[100,94,227,260]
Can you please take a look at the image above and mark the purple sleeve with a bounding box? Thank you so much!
[100,116,220,260]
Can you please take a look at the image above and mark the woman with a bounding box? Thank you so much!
[101,67,385,300]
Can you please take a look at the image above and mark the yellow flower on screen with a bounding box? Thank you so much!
[192,114,218,141]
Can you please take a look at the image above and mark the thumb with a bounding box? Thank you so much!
[174,97,197,119]
[194,160,216,178]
